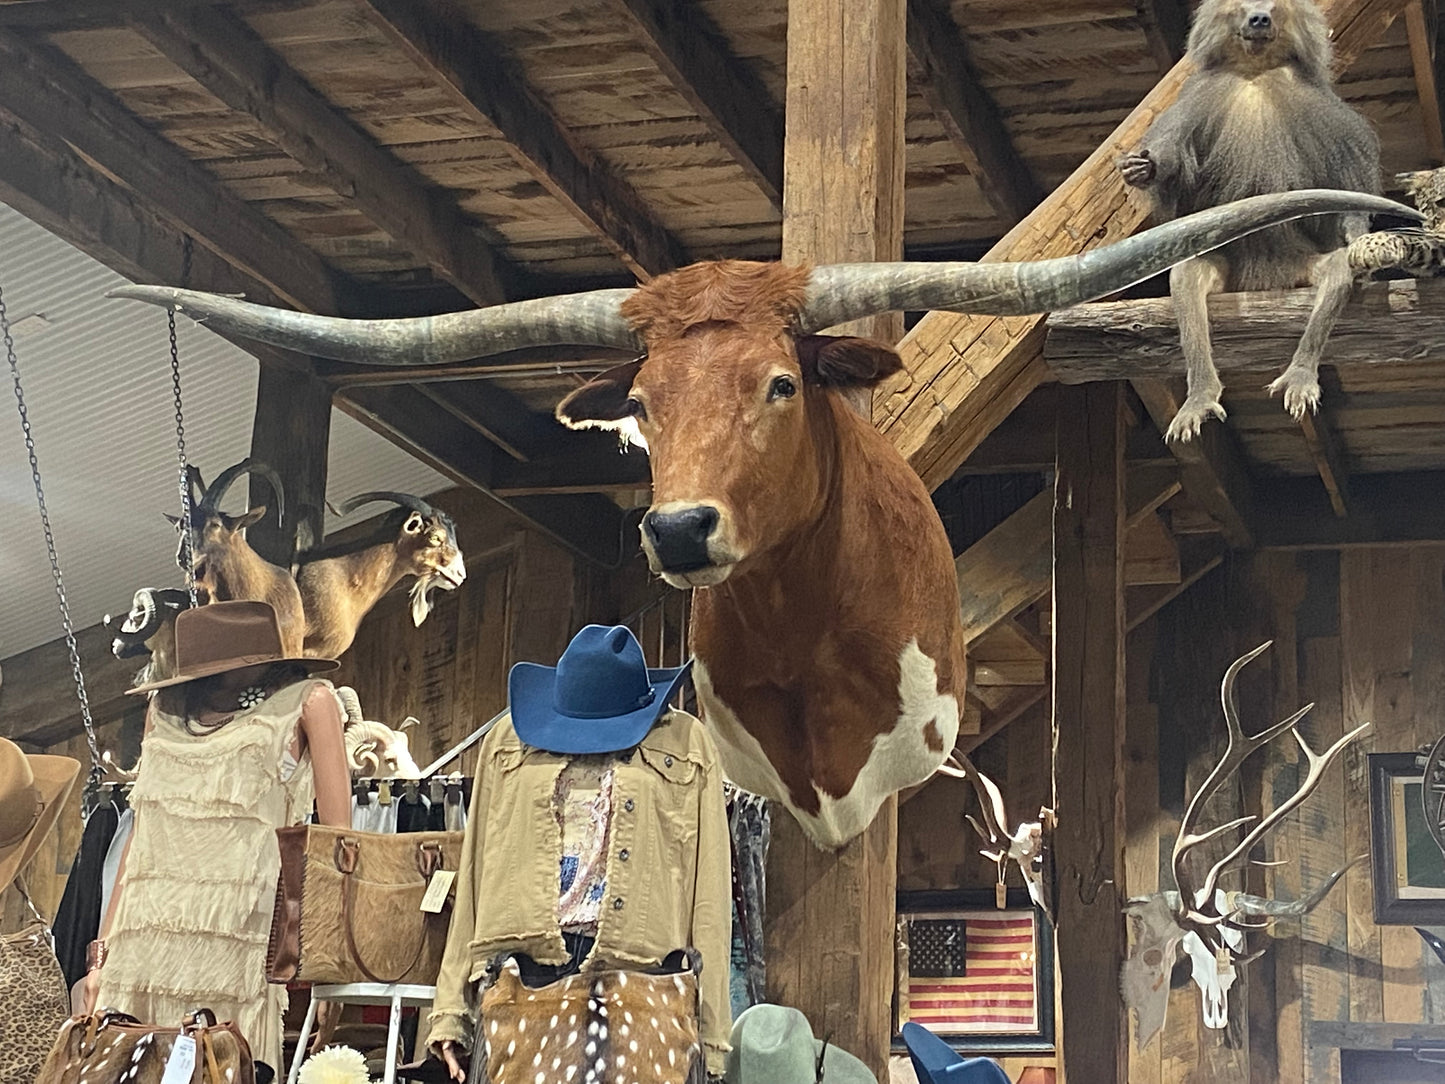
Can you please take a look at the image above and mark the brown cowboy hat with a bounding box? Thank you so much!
[127,600,337,695]
[0,737,81,894]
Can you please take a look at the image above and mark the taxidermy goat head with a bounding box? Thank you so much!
[336,686,423,779]
[295,491,466,659]
[165,458,307,655]
[1120,642,1369,1047]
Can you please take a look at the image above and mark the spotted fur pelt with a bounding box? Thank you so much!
[478,960,704,1084]
[0,919,69,1084]
[35,1012,255,1084]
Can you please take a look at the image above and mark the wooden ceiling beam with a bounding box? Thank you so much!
[0,28,353,316]
[876,0,1411,492]
[607,0,785,209]
[490,443,652,498]
[337,385,628,565]
[1044,279,1445,381]
[1297,405,1351,518]
[0,621,140,746]
[906,0,1043,225]
[357,0,686,279]
[1137,0,1191,74]
[131,5,512,306]
[1404,0,1445,163]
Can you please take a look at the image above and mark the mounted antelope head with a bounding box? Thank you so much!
[1120,642,1369,1048]
[937,753,1055,914]
[336,686,423,779]
[295,491,465,659]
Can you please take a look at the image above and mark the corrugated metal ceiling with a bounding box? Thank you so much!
[0,201,449,659]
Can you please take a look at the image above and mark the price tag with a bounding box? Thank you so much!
[420,869,457,913]
[159,1035,196,1084]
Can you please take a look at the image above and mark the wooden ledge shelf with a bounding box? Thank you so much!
[1043,277,1445,382]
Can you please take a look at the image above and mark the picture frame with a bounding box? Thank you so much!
[1368,752,1445,925]
[893,888,1055,1055]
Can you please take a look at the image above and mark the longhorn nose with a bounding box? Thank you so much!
[1247,11,1271,28]
[643,506,719,572]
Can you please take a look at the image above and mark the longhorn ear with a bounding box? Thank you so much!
[556,358,644,430]
[796,335,903,388]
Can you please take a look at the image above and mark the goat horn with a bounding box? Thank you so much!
[105,286,641,366]
[333,491,435,518]
[335,686,365,725]
[797,191,1419,331]
[106,191,1420,360]
[203,458,287,523]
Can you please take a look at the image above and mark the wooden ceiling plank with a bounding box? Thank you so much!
[1125,536,1226,632]
[1138,0,1191,74]
[1404,0,1445,163]
[607,0,784,209]
[356,0,686,279]
[130,4,512,306]
[0,28,351,316]
[0,621,139,745]
[875,0,1411,492]
[955,488,1053,644]
[491,445,652,498]
[1254,470,1445,547]
[906,0,1043,225]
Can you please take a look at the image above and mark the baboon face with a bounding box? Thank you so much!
[1236,0,1278,47]
[1191,0,1330,77]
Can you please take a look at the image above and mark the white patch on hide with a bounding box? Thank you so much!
[564,414,649,452]
[695,639,958,849]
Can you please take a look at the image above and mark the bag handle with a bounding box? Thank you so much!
[333,836,443,984]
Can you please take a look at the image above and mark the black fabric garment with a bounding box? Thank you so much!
[396,789,431,833]
[52,800,120,988]
[256,1060,274,1084]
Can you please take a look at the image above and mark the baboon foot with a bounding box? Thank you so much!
[1119,151,1156,187]
[1267,366,1322,421]
[1165,394,1227,444]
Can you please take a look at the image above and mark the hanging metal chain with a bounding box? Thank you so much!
[1,281,104,806]
[168,309,199,609]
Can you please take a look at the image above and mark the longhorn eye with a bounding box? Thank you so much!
[768,375,797,401]
[625,397,648,421]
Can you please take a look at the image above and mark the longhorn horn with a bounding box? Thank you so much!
[330,491,436,519]
[106,191,1420,363]
[1229,855,1366,919]
[202,458,286,522]
[797,190,1421,332]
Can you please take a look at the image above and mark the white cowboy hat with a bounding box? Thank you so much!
[723,1004,877,1084]
[0,736,81,893]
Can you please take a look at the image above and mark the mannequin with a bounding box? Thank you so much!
[429,625,732,1082]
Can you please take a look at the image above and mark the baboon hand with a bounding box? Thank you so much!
[1119,150,1156,187]
[1165,393,1227,444]
[1267,365,1323,420]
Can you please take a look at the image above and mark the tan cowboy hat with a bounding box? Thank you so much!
[0,737,81,894]
[127,600,337,695]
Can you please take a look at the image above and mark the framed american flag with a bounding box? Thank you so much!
[894,889,1055,1055]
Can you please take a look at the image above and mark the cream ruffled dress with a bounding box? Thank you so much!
[97,678,325,1072]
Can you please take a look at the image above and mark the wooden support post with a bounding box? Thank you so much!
[248,367,333,567]
[1052,382,1128,1084]
[764,0,905,1077]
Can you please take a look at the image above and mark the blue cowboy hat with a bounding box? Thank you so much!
[902,1023,1011,1084]
[508,624,692,754]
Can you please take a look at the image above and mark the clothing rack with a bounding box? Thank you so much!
[418,706,508,778]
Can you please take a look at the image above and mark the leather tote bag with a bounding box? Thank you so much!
[36,1008,255,1084]
[265,825,463,986]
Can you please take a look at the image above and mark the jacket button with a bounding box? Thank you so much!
[664,755,674,767]
[623,798,635,813]
[619,848,630,862]
[613,897,625,911]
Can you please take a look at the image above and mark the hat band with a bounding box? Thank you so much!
[555,685,656,720]
[0,791,41,849]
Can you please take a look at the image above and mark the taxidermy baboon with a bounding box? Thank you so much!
[1120,0,1381,442]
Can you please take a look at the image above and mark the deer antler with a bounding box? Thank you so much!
[1171,642,1371,942]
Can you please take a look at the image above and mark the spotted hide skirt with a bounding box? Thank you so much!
[478,958,704,1084]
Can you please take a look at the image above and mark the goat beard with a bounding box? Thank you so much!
[410,575,438,627]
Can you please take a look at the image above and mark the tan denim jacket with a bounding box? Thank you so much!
[427,709,733,1074]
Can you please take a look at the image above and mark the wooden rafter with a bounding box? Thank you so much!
[0,622,140,746]
[1254,470,1445,546]
[130,5,512,306]
[876,0,1412,497]
[1297,404,1352,518]
[357,0,686,279]
[906,0,1043,225]
[1137,0,1191,73]
[607,0,785,209]
[1405,0,1445,163]
[0,28,351,316]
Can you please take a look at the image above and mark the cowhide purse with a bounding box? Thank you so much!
[266,825,463,986]
[0,887,70,1084]
[36,1008,255,1084]
[478,958,706,1084]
